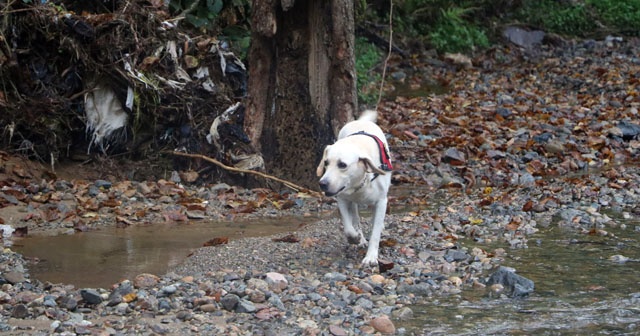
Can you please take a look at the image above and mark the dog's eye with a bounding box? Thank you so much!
[324,160,328,167]
[337,161,347,169]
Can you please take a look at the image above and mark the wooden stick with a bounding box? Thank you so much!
[169,151,324,198]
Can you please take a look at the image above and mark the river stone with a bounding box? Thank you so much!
[355,296,374,310]
[161,284,178,295]
[397,282,432,296]
[609,121,640,140]
[80,289,103,305]
[392,306,414,321]
[444,249,469,262]
[265,272,288,292]
[370,315,396,334]
[221,294,240,311]
[134,273,160,288]
[329,324,348,336]
[235,299,257,313]
[3,271,25,284]
[268,294,285,311]
[323,272,347,282]
[486,266,534,298]
[11,304,28,318]
[200,303,217,312]
[95,180,112,189]
[503,26,545,49]
[442,147,466,165]
[247,278,269,292]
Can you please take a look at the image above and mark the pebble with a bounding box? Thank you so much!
[370,315,396,334]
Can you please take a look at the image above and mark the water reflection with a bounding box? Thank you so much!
[403,221,640,335]
[13,217,311,288]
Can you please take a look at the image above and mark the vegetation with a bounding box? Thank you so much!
[513,0,640,37]
[355,37,383,106]
[428,7,489,53]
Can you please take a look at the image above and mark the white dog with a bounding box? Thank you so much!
[316,110,392,266]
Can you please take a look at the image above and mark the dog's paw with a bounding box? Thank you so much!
[346,232,368,246]
[361,253,378,267]
[346,234,360,245]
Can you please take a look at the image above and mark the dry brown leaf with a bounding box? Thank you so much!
[203,237,229,246]
[272,234,299,243]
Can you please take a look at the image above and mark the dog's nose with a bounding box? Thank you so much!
[319,180,329,192]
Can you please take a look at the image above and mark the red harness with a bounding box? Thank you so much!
[349,131,393,172]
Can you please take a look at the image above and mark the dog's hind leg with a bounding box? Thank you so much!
[337,199,367,246]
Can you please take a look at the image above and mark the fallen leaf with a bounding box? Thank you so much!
[380,238,397,247]
[272,234,299,243]
[202,237,229,246]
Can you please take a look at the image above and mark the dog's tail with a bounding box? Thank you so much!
[358,109,377,123]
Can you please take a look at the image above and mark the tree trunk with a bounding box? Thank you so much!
[245,0,356,188]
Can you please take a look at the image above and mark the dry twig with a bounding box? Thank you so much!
[376,0,394,110]
[169,151,323,198]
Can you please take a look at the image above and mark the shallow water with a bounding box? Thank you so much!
[12,216,312,288]
[402,218,640,335]
[11,186,422,289]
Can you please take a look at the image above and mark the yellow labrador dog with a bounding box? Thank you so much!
[317,110,393,266]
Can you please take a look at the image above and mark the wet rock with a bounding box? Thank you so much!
[397,283,432,296]
[486,266,534,298]
[392,306,414,321]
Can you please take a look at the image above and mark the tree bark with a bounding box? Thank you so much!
[245,0,356,188]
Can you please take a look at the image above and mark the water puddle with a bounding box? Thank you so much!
[12,216,313,288]
[11,186,425,289]
[402,217,640,335]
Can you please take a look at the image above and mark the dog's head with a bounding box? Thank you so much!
[316,144,386,197]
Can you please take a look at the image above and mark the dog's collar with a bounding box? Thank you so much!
[348,131,393,174]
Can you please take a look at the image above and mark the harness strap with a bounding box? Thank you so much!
[348,131,393,176]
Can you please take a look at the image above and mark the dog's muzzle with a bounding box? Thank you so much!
[319,180,344,197]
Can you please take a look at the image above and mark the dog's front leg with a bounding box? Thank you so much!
[337,199,366,245]
[361,197,387,266]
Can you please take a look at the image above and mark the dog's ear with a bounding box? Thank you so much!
[360,156,386,175]
[316,146,330,177]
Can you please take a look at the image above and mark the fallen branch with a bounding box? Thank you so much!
[169,151,324,198]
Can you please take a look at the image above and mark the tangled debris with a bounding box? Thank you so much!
[0,0,251,182]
